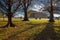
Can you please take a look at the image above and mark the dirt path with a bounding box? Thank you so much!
[34,23,57,40]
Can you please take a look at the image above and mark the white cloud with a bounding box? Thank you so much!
[14,14,24,18]
[30,3,45,12]
[54,14,60,17]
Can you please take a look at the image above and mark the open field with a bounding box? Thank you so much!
[0,18,60,40]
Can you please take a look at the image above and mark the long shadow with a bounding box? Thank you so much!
[34,22,58,40]
[3,23,42,40]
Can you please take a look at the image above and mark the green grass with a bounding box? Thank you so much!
[0,18,60,40]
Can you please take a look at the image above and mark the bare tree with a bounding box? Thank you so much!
[22,0,32,21]
[0,0,21,28]
[43,0,55,22]
[49,0,54,22]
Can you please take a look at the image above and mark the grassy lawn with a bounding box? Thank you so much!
[0,18,60,40]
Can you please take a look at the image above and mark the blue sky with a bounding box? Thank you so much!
[0,0,60,17]
[15,0,60,17]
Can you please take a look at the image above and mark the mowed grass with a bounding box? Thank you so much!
[0,18,60,40]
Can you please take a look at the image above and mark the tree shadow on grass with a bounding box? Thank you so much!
[34,22,58,40]
[3,23,42,40]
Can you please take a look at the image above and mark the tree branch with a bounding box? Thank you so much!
[13,0,21,13]
[0,1,8,10]
[27,0,32,8]
[0,8,7,14]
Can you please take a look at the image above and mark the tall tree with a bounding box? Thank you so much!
[49,0,54,22]
[44,0,55,22]
[0,0,21,28]
[22,0,32,21]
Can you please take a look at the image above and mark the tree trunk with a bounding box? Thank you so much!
[8,15,15,27]
[0,0,15,28]
[2,15,15,28]
[49,0,54,22]
[23,8,29,21]
[6,0,15,27]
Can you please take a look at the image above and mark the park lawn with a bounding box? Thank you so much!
[0,18,60,40]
